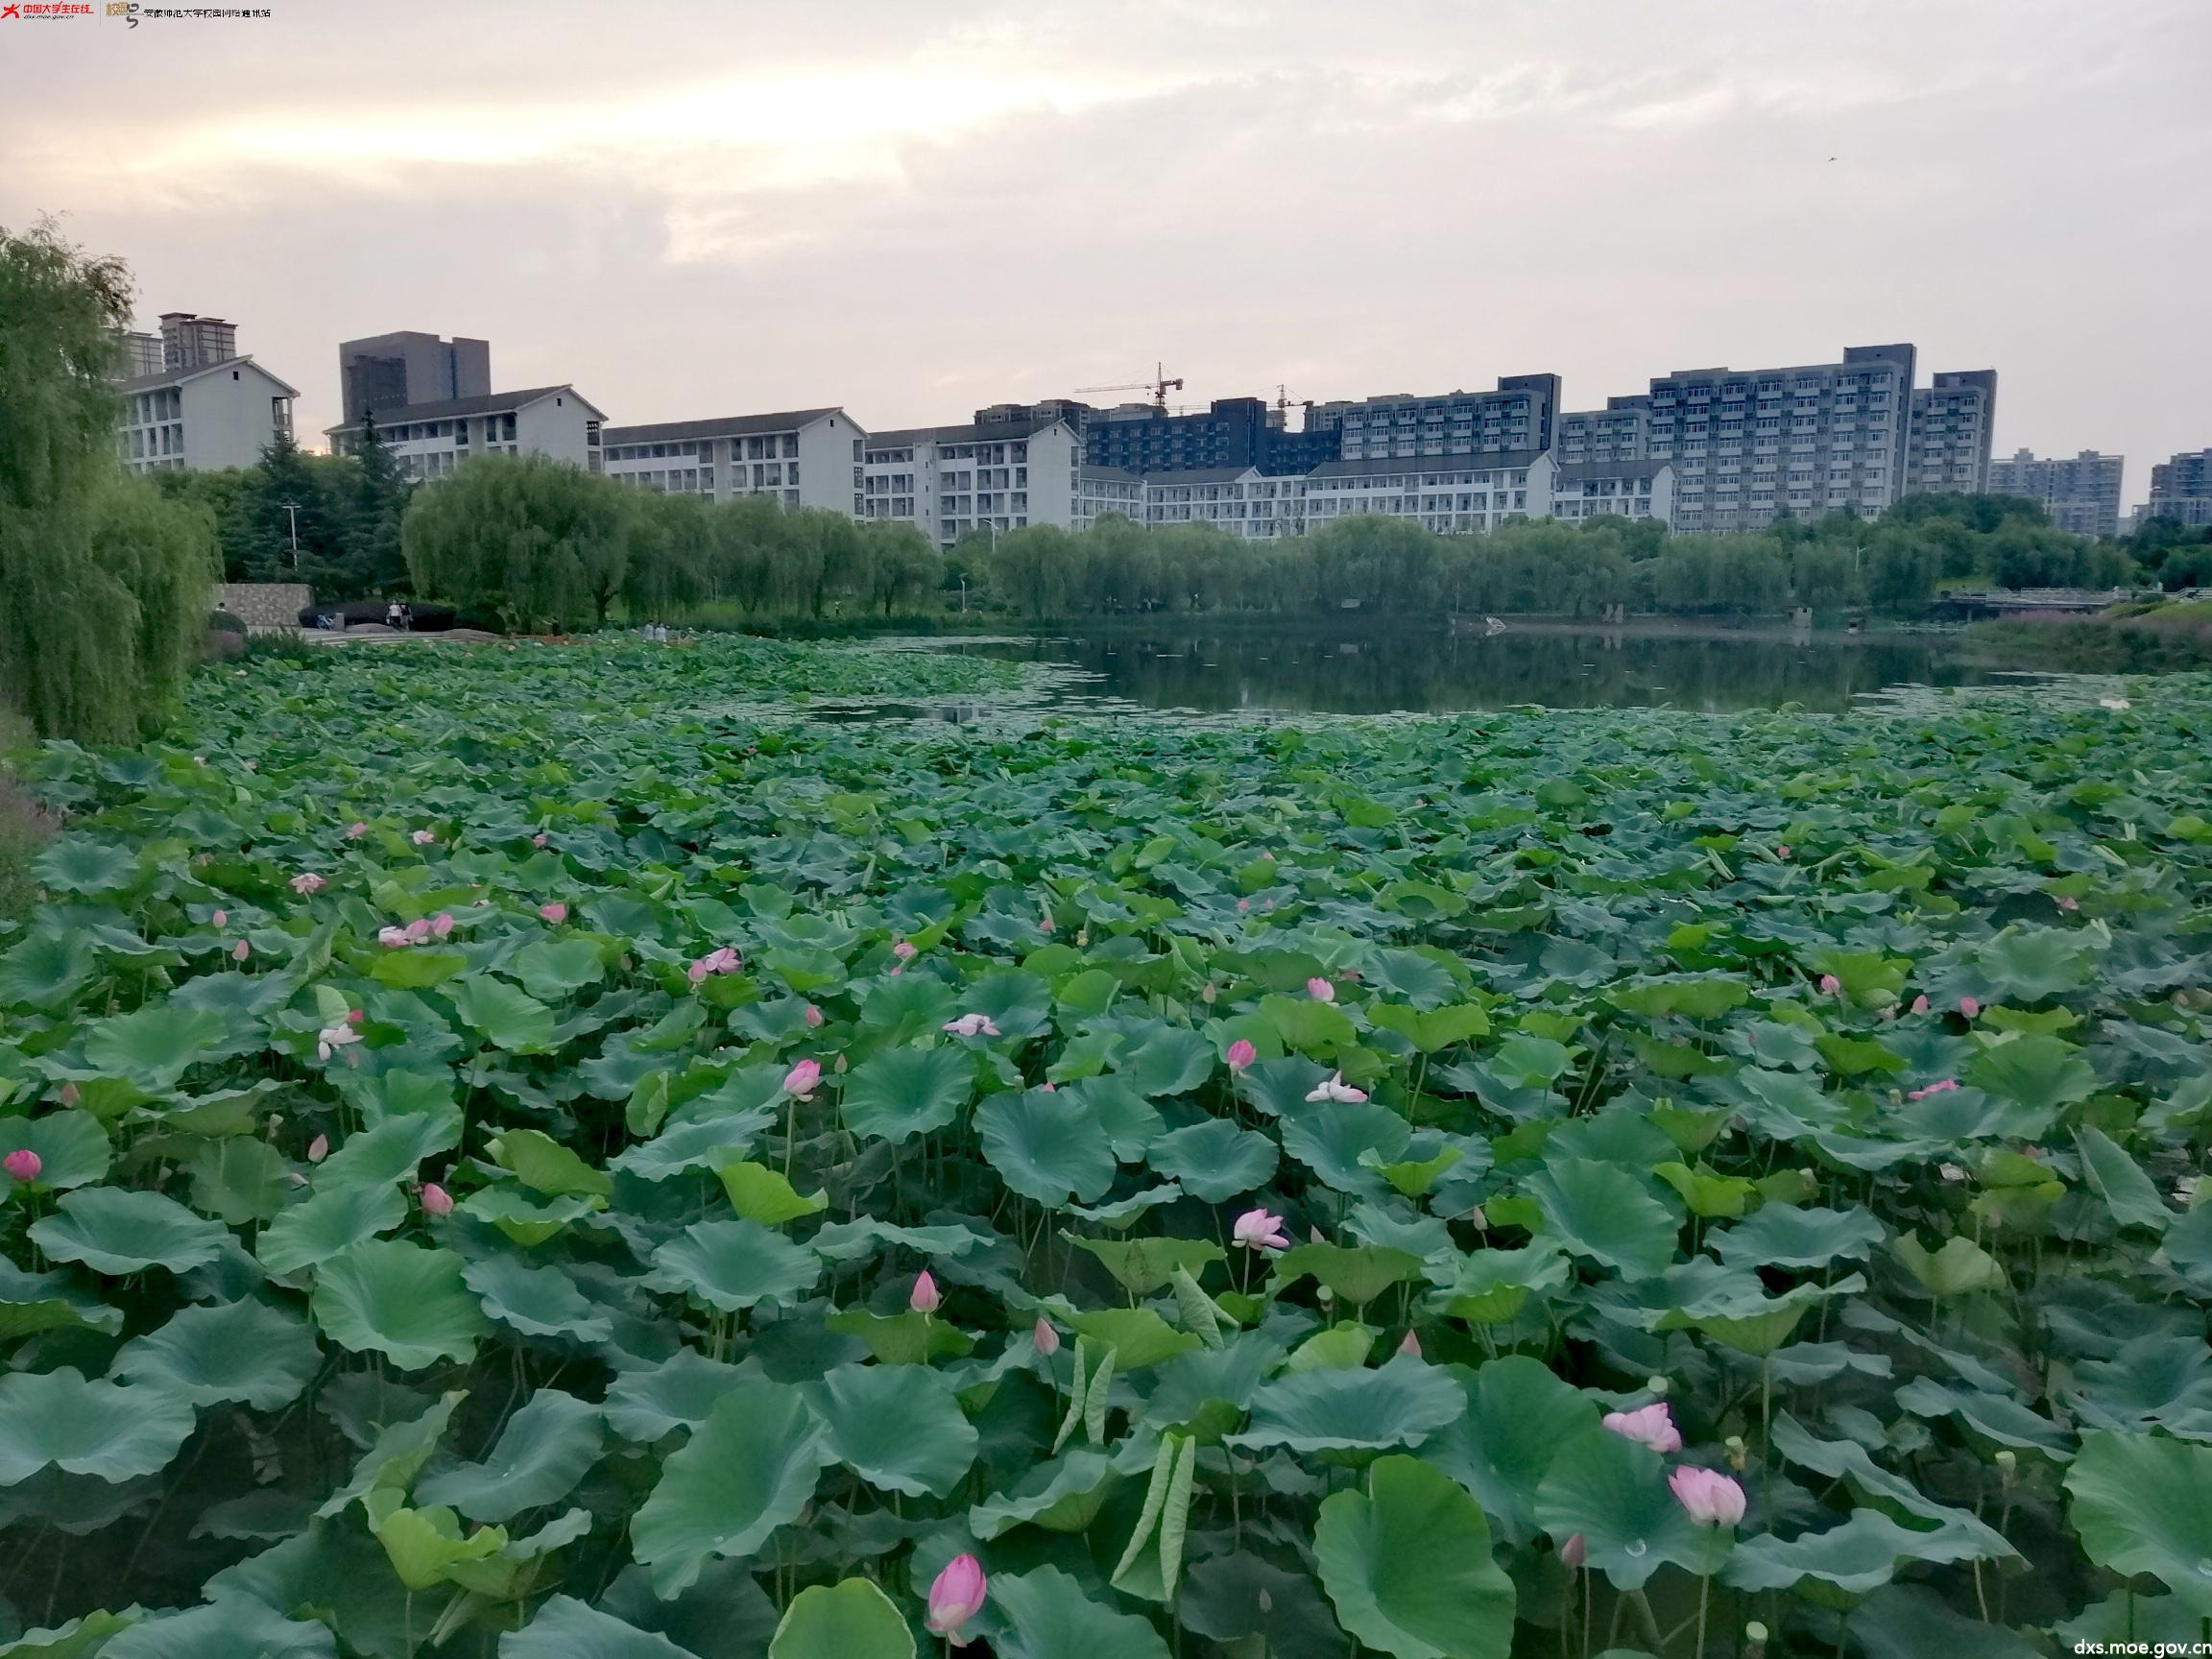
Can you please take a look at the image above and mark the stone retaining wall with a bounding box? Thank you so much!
[212,584,314,634]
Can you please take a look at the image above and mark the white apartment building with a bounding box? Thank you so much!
[1986,448,2125,539]
[1551,460,1672,525]
[1645,344,1915,533]
[602,409,861,514]
[1080,468,1145,526]
[325,386,606,480]
[1303,452,1555,535]
[1142,468,1305,539]
[117,358,300,475]
[1907,371,1998,496]
[1557,398,1652,467]
[2146,449,2212,529]
[860,417,1086,547]
[1306,374,1560,463]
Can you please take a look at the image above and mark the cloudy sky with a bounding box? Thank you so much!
[5,0,2206,502]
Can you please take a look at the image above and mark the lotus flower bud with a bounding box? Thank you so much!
[910,1271,942,1314]
[420,1182,454,1217]
[1034,1318,1060,1358]
[3,1149,42,1183]
[1559,1532,1586,1569]
[926,1554,987,1645]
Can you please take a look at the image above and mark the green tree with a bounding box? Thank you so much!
[982,525,1077,620]
[347,411,411,598]
[402,452,629,632]
[0,220,216,742]
[857,519,942,614]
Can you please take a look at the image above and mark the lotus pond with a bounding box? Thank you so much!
[1,636,2209,1659]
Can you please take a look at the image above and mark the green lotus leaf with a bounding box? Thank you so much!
[2074,1126,2170,1235]
[314,1390,465,1518]
[1965,1033,2098,1116]
[0,929,97,1010]
[257,1181,408,1275]
[1367,1001,1490,1053]
[601,1354,753,1447]
[1070,1307,1201,1371]
[180,1136,293,1224]
[418,1388,605,1522]
[29,1186,228,1275]
[362,1487,509,1590]
[500,1597,695,1658]
[1275,1242,1427,1309]
[1286,1324,1375,1372]
[367,947,467,989]
[1711,1204,1885,1268]
[313,1107,462,1190]
[1231,1356,1465,1455]
[768,1577,915,1659]
[1315,1454,1515,1659]
[990,1564,1171,1659]
[33,839,138,895]
[1532,1429,1718,1590]
[487,1127,611,1198]
[1418,1356,1602,1544]
[0,1110,109,1190]
[1114,1025,1216,1096]
[971,1446,1123,1539]
[0,1368,195,1484]
[840,1046,973,1143]
[459,1186,604,1246]
[1524,1160,1678,1278]
[1894,1379,2073,1455]
[463,1255,615,1341]
[511,937,608,999]
[1893,1231,2005,1298]
[0,1611,140,1658]
[1260,993,1358,1054]
[312,1238,492,1370]
[824,1307,975,1365]
[2067,1432,2212,1615]
[610,1106,775,1181]
[1976,926,2092,1003]
[809,1218,996,1263]
[1146,1118,1278,1203]
[647,1217,821,1311]
[714,1159,828,1225]
[1180,1552,1349,1659]
[808,1361,978,1499]
[631,1379,835,1596]
[1279,1103,1411,1198]
[0,1259,123,1341]
[108,1299,319,1410]
[975,1088,1116,1208]
[1724,1507,2008,1596]
[1430,1246,1571,1326]
[450,974,559,1053]
[81,1005,230,1089]
[1066,1234,1225,1298]
[100,1599,335,1659]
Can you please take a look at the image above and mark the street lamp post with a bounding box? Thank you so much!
[281,501,301,566]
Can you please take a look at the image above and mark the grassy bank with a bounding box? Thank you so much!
[1966,598,2212,670]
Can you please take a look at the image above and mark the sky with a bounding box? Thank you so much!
[3,0,2207,506]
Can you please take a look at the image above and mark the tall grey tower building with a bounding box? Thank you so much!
[338,331,492,426]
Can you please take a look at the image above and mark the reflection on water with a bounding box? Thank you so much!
[947,621,2041,715]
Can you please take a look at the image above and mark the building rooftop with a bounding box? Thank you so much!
[1309,449,1546,480]
[121,355,300,398]
[324,384,595,433]
[603,408,846,445]
[1079,465,1145,485]
[865,416,1066,448]
[1138,466,1262,485]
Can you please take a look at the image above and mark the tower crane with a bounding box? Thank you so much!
[1074,363,1185,415]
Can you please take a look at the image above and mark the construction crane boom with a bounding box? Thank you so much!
[1073,362,1184,414]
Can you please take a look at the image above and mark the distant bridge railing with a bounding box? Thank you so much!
[1941,587,2131,614]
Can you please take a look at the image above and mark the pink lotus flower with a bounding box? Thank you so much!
[346,822,368,839]
[1907,1078,1960,1101]
[1817,974,1841,995]
[1226,1039,1257,1072]
[232,939,250,963]
[782,1058,821,1099]
[2057,895,2079,912]
[306,1134,329,1164]
[428,913,454,939]
[1236,899,1250,915]
[420,1182,454,1218]
[687,947,740,986]
[943,1013,1002,1038]
[1560,1532,1587,1569]
[1775,845,1791,860]
[315,1024,361,1062]
[804,1003,824,1028]
[57,1083,79,1106]
[410,830,438,845]
[1038,916,1054,934]
[378,926,413,949]
[1397,1330,1422,1358]
[1307,976,1335,1002]
[346,1009,364,1025]
[1670,1466,1747,1527]
[3,1149,42,1184]
[1911,994,1930,1015]
[1960,997,1981,1019]
[539,902,566,925]
[211,908,228,928]
[1034,1318,1060,1357]
[926,1554,987,1646]
[893,941,918,961]
[1304,1071,1368,1103]
[290,873,325,896]
[1233,1207,1292,1253]
[1602,1403,1683,1454]
[400,917,429,943]
[531,833,547,848]
[910,1271,942,1314]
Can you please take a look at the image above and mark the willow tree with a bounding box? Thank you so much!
[403,452,630,633]
[0,221,216,742]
